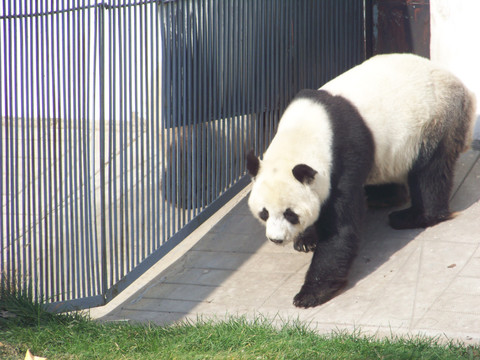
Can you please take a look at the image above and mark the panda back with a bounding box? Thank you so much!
[321,53,473,184]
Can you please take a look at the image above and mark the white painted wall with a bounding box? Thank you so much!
[430,0,480,145]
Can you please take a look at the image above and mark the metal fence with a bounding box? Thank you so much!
[1,0,365,311]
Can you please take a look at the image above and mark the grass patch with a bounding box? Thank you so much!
[1,292,479,359]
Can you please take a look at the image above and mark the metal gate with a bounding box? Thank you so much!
[1,0,365,312]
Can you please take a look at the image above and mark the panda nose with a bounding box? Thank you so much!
[269,238,283,245]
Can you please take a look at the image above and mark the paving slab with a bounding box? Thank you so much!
[96,150,480,344]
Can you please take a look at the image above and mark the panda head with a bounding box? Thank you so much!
[246,150,327,246]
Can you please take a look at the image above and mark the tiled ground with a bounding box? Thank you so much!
[98,150,480,344]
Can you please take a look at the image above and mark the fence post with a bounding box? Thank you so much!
[97,2,108,300]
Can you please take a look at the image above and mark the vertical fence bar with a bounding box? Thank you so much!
[44,1,54,302]
[34,0,44,301]
[86,0,96,298]
[118,1,126,285]
[29,0,37,301]
[53,1,62,302]
[13,0,20,295]
[59,0,68,302]
[0,0,4,294]
[155,1,161,247]
[159,1,165,243]
[134,1,141,267]
[8,0,14,294]
[76,1,85,299]
[202,0,209,209]
[50,1,58,302]
[173,0,180,228]
[5,0,11,295]
[72,0,81,302]
[97,2,107,297]
[67,0,75,300]
[120,2,130,277]
[127,1,135,271]
[107,1,114,286]
[191,0,199,214]
[138,2,145,263]
[185,0,192,221]
[161,2,170,241]
[18,0,26,297]
[146,1,153,257]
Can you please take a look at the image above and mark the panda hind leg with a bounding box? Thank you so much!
[389,145,456,230]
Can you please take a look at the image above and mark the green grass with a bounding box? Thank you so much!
[1,291,479,359]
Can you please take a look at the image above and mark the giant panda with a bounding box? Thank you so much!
[246,53,477,308]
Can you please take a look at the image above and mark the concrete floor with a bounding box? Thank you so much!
[93,149,480,344]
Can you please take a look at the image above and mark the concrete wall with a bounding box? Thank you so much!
[430,0,480,147]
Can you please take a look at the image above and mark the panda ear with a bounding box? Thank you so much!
[246,150,260,177]
[292,164,317,184]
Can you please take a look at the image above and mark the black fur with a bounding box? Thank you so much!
[365,183,409,208]
[284,208,300,225]
[259,208,269,222]
[246,150,260,177]
[292,164,318,184]
[290,89,375,308]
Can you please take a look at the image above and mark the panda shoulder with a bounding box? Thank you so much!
[279,90,332,129]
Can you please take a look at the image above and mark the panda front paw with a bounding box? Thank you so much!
[293,280,346,308]
[293,239,316,253]
[293,226,317,253]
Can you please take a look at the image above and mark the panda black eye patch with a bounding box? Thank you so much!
[284,208,300,224]
[259,208,269,221]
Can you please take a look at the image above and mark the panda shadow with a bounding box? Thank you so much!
[345,206,424,288]
[448,149,480,212]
